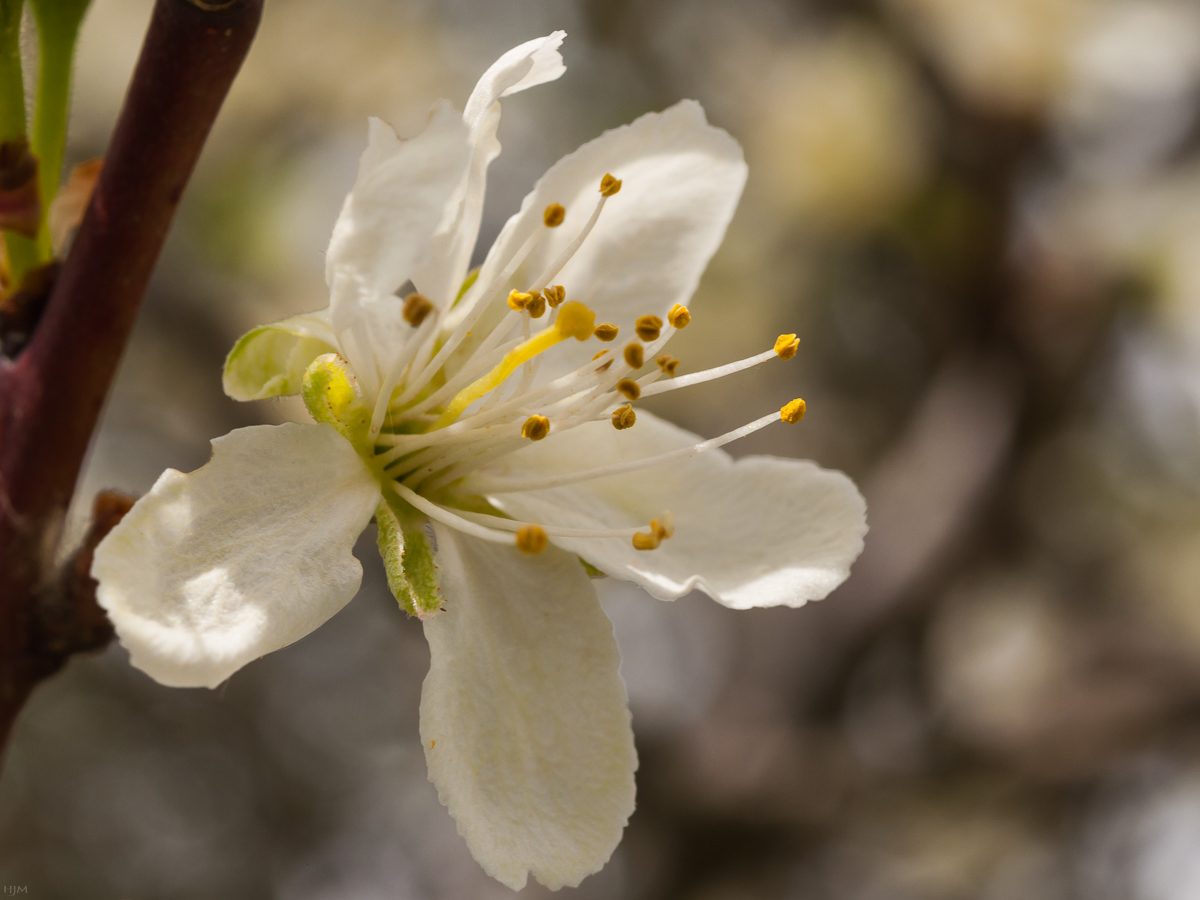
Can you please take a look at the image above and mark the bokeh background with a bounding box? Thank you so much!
[6,0,1200,896]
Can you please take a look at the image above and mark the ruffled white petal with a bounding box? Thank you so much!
[472,413,867,609]
[414,31,567,310]
[92,423,381,688]
[222,311,337,401]
[453,99,746,378]
[420,523,636,891]
[325,104,471,390]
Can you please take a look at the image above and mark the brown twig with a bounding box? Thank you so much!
[0,0,263,755]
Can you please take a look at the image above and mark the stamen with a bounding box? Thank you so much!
[592,349,609,361]
[611,404,637,430]
[593,322,619,342]
[656,354,680,376]
[640,346,785,398]
[632,532,659,551]
[470,408,787,494]
[668,304,691,328]
[545,285,566,307]
[526,293,547,318]
[635,315,662,342]
[530,190,613,293]
[516,524,549,554]
[624,343,644,369]
[781,398,806,423]
[616,379,640,401]
[543,203,566,228]
[508,290,533,312]
[600,173,622,196]
[402,292,434,327]
[386,482,518,545]
[632,515,674,551]
[522,415,550,440]
[774,333,800,360]
[595,359,613,373]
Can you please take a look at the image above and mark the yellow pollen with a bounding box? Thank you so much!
[402,292,434,327]
[617,379,640,401]
[545,285,566,307]
[526,293,547,318]
[600,173,622,197]
[632,531,660,551]
[554,301,596,340]
[780,398,806,424]
[507,290,533,312]
[593,322,619,342]
[774,333,800,360]
[650,513,674,541]
[624,342,644,369]
[668,304,691,328]
[612,404,637,430]
[635,315,663,342]
[592,349,609,360]
[543,203,566,227]
[516,524,548,554]
[656,354,680,376]
[521,415,550,440]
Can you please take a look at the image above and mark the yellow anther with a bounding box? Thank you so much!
[651,513,674,541]
[600,173,622,197]
[774,333,800,360]
[517,524,549,554]
[632,531,660,551]
[780,398,806,424]
[592,349,609,361]
[656,354,680,377]
[624,342,644,369]
[545,285,566,307]
[635,315,663,342]
[617,379,640,401]
[668,304,691,329]
[595,359,613,373]
[526,293,547,318]
[521,415,550,441]
[593,322,619,342]
[612,404,637,430]
[508,290,533,312]
[543,203,566,228]
[554,301,596,340]
[402,292,434,327]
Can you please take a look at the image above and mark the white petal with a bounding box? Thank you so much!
[456,99,745,370]
[326,104,471,385]
[222,311,336,401]
[413,31,567,309]
[473,413,867,609]
[92,423,381,688]
[420,523,636,891]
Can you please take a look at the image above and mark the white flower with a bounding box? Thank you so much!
[91,33,867,891]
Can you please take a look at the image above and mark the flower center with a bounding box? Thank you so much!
[307,174,810,555]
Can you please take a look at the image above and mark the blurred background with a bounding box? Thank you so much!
[6,0,1200,896]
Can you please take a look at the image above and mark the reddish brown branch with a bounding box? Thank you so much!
[0,0,263,753]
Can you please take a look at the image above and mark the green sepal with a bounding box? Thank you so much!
[375,498,442,619]
[223,316,336,401]
[580,558,606,578]
[451,266,479,308]
[301,352,372,452]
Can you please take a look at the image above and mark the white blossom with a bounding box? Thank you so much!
[92,32,867,891]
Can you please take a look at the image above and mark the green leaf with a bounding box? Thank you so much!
[375,499,441,619]
[29,0,92,257]
[223,317,336,401]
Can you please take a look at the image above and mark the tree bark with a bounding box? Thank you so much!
[0,0,263,755]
